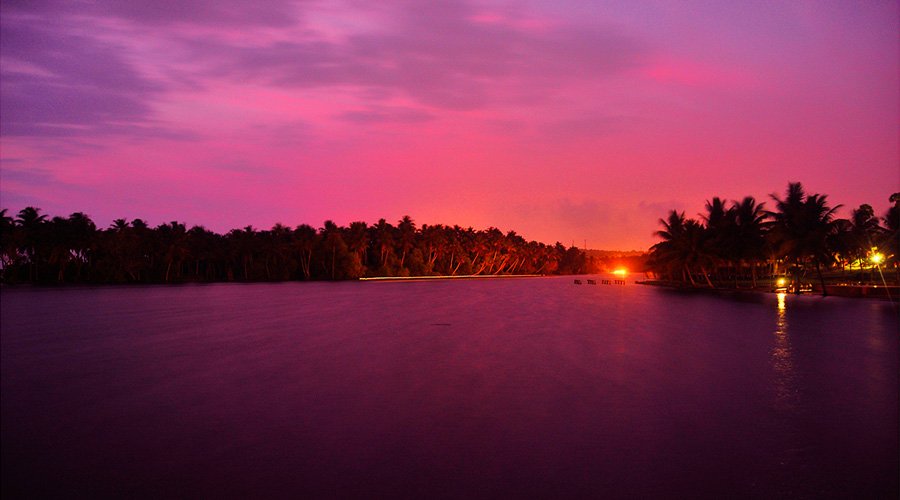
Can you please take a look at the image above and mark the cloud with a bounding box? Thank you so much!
[1,0,650,142]
[1,0,303,28]
[338,106,434,124]
[0,165,59,186]
[0,14,165,138]
[104,1,302,28]
[172,1,648,110]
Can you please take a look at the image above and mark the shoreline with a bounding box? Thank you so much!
[636,279,899,301]
[0,274,551,289]
[359,274,545,281]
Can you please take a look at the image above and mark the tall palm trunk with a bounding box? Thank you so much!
[815,261,828,297]
[700,265,715,288]
[684,265,697,287]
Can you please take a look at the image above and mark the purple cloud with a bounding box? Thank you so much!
[338,106,434,124]
[0,14,163,137]
[1,0,302,27]
[2,0,649,140]
[102,1,302,27]
[171,2,647,109]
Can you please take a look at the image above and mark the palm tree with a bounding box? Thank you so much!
[345,221,369,275]
[294,224,318,280]
[57,212,96,282]
[881,193,899,279]
[731,197,768,287]
[419,224,445,274]
[16,207,48,282]
[701,196,734,282]
[261,223,295,280]
[0,209,17,280]
[769,183,841,295]
[318,220,361,279]
[130,219,152,281]
[187,225,224,281]
[444,226,467,275]
[847,204,883,267]
[650,210,687,282]
[396,215,416,272]
[371,218,395,274]
[650,210,714,287]
[227,225,259,281]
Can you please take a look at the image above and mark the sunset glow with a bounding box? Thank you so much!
[1,1,897,249]
[613,269,627,276]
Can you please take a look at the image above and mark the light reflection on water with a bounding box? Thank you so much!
[1,278,897,498]
[771,292,796,409]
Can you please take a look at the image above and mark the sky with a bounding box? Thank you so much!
[1,0,897,250]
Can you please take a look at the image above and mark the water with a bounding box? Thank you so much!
[2,277,897,498]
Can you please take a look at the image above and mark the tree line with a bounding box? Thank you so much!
[648,183,899,293]
[0,211,592,284]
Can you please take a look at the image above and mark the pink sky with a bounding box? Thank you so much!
[1,0,897,250]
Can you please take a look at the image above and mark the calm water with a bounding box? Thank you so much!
[2,277,897,498]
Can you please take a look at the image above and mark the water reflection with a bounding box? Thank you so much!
[2,281,897,498]
[771,292,797,408]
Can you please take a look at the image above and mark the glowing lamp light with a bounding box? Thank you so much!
[870,252,884,265]
[776,278,786,287]
[613,269,627,276]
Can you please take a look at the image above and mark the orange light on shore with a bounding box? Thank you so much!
[870,252,884,265]
[776,278,786,287]
[613,269,627,276]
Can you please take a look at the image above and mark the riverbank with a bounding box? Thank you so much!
[636,279,899,301]
[359,274,544,281]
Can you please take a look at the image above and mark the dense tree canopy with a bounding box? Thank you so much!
[648,183,898,294]
[0,210,592,284]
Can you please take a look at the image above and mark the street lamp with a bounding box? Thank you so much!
[867,248,894,301]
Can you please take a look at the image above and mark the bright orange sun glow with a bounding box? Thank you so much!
[613,269,627,276]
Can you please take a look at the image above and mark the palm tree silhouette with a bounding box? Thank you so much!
[16,207,48,282]
[731,197,768,287]
[396,215,416,272]
[0,206,599,283]
[0,209,17,281]
[701,196,732,283]
[651,210,713,287]
[769,183,841,295]
[294,224,317,280]
[880,194,899,280]
[372,218,395,274]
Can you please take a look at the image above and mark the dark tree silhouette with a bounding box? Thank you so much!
[649,210,713,287]
[730,197,768,287]
[646,183,895,293]
[769,183,841,295]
